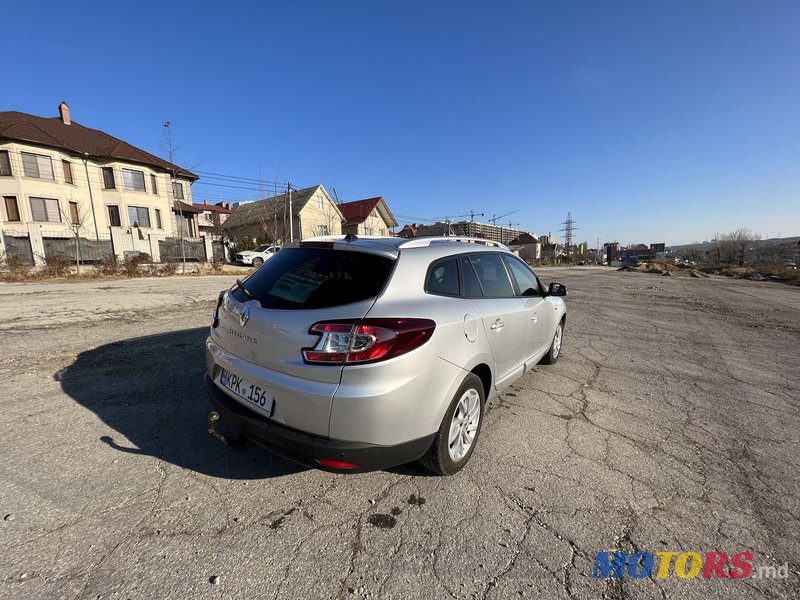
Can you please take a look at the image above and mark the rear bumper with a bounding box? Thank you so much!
[205,375,434,473]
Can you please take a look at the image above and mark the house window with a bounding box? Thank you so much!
[127,206,151,228]
[155,208,162,229]
[21,152,55,180]
[122,168,146,192]
[102,167,116,189]
[29,197,61,222]
[69,201,80,225]
[151,174,158,195]
[3,196,20,221]
[62,160,74,184]
[107,205,121,227]
[317,224,329,236]
[317,196,324,210]
[0,151,12,176]
[171,181,184,199]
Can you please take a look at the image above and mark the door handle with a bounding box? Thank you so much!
[490,319,504,330]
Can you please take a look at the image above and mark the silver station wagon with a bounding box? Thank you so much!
[205,236,567,475]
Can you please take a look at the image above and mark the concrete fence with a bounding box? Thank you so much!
[1,224,214,266]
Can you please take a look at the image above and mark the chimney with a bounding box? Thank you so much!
[59,101,71,125]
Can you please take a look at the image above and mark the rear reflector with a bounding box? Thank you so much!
[303,318,436,365]
[317,458,359,469]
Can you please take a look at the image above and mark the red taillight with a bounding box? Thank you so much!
[302,318,435,365]
[300,241,334,249]
[317,458,359,469]
[211,291,225,328]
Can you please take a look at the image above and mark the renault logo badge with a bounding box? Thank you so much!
[239,306,250,327]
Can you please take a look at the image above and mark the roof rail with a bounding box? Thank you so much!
[398,236,510,251]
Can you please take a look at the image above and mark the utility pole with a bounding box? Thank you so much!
[163,121,186,274]
[82,153,99,239]
[559,212,577,256]
[287,182,294,242]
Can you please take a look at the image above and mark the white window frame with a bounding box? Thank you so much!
[122,168,147,192]
[127,205,151,228]
[317,224,329,236]
[102,167,116,189]
[0,150,13,176]
[29,196,61,223]
[107,205,121,227]
[172,181,184,200]
[21,152,55,180]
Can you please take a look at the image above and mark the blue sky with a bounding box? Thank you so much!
[3,1,798,245]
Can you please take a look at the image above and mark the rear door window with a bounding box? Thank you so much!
[231,248,394,309]
[460,255,483,297]
[468,253,515,297]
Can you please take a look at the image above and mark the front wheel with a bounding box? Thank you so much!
[252,257,264,267]
[419,373,485,475]
[539,320,564,365]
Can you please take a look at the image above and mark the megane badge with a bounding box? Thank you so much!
[239,306,250,327]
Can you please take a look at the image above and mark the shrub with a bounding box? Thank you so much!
[158,259,179,276]
[99,254,121,275]
[0,253,32,281]
[42,253,72,278]
[123,254,146,277]
[210,257,225,272]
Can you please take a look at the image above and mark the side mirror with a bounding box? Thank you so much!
[548,282,567,297]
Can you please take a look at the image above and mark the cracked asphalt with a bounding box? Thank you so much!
[1,267,798,599]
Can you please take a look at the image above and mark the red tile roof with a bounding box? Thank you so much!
[194,202,233,214]
[338,197,382,226]
[0,110,197,180]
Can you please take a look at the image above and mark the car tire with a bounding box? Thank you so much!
[419,373,485,476]
[539,319,564,365]
[252,257,264,267]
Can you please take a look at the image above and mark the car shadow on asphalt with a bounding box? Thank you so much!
[55,327,306,479]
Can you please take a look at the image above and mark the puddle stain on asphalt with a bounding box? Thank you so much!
[269,507,297,529]
[367,513,397,528]
[407,494,426,506]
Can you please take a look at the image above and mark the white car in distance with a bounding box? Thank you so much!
[236,245,280,267]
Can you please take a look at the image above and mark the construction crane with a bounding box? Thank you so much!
[442,211,485,222]
[440,211,485,236]
[488,210,518,224]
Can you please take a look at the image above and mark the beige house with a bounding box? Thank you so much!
[508,233,542,262]
[194,201,234,233]
[223,185,343,244]
[338,197,398,237]
[0,103,198,263]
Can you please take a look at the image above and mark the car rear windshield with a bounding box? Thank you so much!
[231,247,395,309]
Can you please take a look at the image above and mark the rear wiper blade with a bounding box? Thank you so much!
[234,278,254,299]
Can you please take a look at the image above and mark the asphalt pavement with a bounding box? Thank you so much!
[1,268,798,599]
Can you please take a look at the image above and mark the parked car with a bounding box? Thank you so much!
[205,236,567,475]
[235,245,280,267]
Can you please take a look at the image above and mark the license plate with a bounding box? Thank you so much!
[219,368,274,417]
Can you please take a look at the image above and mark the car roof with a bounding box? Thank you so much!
[292,235,511,259]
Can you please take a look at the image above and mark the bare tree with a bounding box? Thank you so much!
[681,243,704,264]
[712,228,760,266]
[723,228,760,267]
[60,200,94,274]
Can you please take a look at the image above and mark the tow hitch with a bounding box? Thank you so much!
[207,411,248,449]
